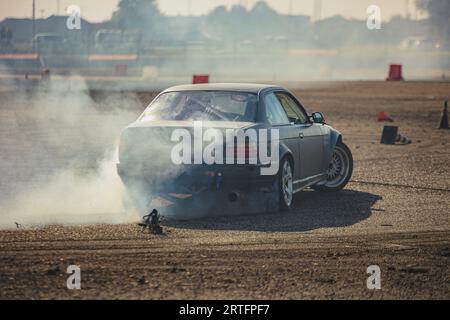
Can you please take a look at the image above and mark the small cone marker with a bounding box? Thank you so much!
[378,111,394,122]
[438,101,449,130]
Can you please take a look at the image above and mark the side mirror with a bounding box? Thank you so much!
[311,112,325,124]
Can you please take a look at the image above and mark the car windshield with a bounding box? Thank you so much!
[139,91,258,122]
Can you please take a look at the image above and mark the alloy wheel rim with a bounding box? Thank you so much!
[325,146,350,188]
[282,161,293,206]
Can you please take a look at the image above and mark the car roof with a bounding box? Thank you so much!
[162,83,283,94]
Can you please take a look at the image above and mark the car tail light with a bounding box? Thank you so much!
[205,171,216,177]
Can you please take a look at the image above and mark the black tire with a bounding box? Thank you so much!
[278,157,294,211]
[312,141,353,192]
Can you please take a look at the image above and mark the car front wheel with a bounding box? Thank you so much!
[312,141,353,192]
[278,157,294,210]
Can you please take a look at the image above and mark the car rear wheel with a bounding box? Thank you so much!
[278,157,294,211]
[312,141,353,192]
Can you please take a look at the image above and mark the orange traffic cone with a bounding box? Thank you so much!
[378,111,394,122]
[438,101,449,130]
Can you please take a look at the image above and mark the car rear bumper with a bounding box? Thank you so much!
[117,162,277,194]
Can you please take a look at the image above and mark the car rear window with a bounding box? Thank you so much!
[139,91,258,122]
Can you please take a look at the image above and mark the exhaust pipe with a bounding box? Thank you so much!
[228,191,240,203]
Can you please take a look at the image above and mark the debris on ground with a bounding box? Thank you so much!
[138,209,163,235]
[46,265,61,275]
[396,133,412,145]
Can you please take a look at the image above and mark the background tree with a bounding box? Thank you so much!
[204,1,294,41]
[110,0,165,40]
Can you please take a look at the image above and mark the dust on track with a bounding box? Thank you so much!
[0,81,449,299]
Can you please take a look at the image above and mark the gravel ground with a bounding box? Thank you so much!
[0,81,449,299]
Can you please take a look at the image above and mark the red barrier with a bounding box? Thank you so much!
[193,75,209,84]
[386,64,404,81]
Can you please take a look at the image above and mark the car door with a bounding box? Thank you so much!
[262,92,302,180]
[274,91,326,180]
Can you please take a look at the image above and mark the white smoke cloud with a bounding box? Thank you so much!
[0,76,142,229]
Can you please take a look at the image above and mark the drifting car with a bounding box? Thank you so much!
[117,83,353,214]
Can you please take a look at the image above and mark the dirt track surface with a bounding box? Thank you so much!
[0,81,449,299]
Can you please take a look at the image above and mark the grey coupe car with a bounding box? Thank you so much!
[117,83,353,214]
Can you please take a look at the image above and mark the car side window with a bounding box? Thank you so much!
[275,92,309,124]
[264,93,290,126]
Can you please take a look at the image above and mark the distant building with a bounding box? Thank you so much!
[0,15,96,43]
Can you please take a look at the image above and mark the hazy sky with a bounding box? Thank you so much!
[0,0,422,22]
